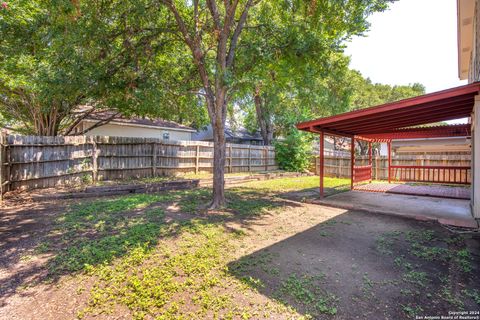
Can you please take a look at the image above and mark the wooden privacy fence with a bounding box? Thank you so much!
[312,154,471,183]
[0,134,277,194]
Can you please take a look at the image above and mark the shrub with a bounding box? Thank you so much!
[274,130,313,172]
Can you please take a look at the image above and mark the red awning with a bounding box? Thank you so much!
[357,124,471,142]
[297,82,480,139]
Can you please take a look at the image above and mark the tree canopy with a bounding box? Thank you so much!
[1,0,397,207]
[0,0,207,135]
[347,69,425,111]
[231,1,394,145]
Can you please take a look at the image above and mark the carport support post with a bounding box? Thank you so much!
[369,141,372,183]
[319,131,325,198]
[350,136,355,190]
[387,141,392,183]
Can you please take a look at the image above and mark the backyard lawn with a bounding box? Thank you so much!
[0,176,479,319]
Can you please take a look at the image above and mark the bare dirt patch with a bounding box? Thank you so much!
[0,177,479,319]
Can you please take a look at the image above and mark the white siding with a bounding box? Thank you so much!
[472,96,480,219]
[82,122,193,141]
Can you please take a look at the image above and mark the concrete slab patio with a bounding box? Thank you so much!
[313,191,478,229]
[353,182,470,200]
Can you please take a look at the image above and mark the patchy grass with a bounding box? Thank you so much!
[94,171,276,186]
[238,176,350,193]
[42,194,173,274]
[464,289,480,305]
[79,222,243,319]
[373,227,477,318]
[402,271,429,288]
[275,273,337,317]
[3,176,479,320]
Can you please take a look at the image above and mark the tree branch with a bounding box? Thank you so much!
[226,0,255,68]
[206,0,222,30]
[63,107,97,135]
[73,111,121,136]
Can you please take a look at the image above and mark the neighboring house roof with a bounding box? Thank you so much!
[225,126,263,141]
[0,127,14,135]
[83,111,196,132]
[192,124,263,141]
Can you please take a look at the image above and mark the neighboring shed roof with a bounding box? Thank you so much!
[297,82,480,140]
[85,111,196,132]
[225,126,263,141]
[192,124,263,141]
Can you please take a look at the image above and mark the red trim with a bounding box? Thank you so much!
[297,82,480,132]
[333,106,471,132]
[390,165,471,185]
[358,124,471,140]
[324,97,473,131]
[303,84,478,199]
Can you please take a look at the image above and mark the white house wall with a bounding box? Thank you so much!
[472,96,480,219]
[83,123,193,141]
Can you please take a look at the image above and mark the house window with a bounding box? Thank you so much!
[163,132,170,140]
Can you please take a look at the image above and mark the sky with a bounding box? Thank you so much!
[344,0,466,94]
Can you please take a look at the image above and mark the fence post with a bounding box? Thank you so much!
[195,144,200,174]
[0,133,6,200]
[152,142,157,177]
[92,137,99,182]
[5,137,11,194]
[264,147,268,171]
[229,145,233,173]
[247,145,251,172]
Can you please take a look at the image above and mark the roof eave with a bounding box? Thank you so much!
[82,119,196,132]
[457,0,475,80]
[296,82,480,132]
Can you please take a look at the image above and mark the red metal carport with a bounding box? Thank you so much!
[297,82,480,198]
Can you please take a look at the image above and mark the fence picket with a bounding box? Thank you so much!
[0,135,278,192]
[312,154,471,183]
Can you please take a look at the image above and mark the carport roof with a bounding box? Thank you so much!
[296,82,480,139]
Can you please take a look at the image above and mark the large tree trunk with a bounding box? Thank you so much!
[210,85,227,209]
[32,106,61,136]
[207,89,228,209]
[211,115,226,208]
[254,85,274,145]
[162,0,255,209]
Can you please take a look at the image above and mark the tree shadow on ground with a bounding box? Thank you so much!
[276,184,350,203]
[0,186,302,305]
[227,210,480,319]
